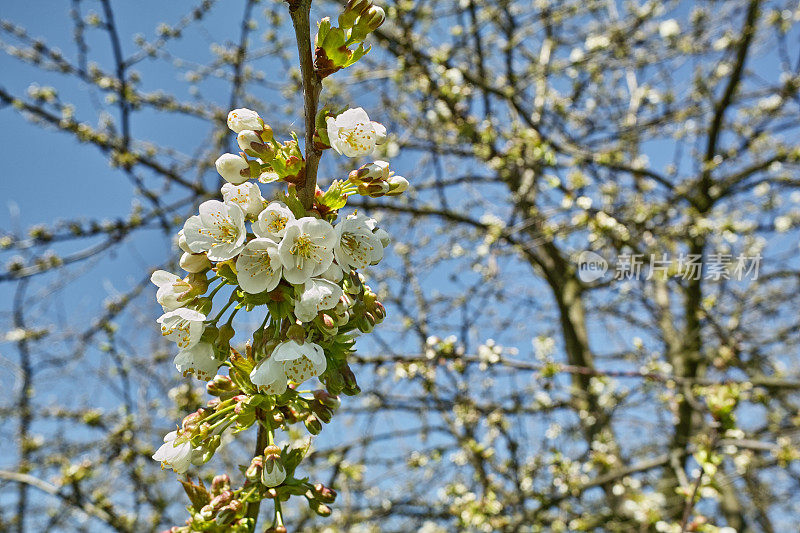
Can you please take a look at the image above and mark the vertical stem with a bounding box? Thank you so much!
[245,418,270,528]
[289,0,323,210]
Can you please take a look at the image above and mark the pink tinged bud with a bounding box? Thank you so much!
[245,455,264,481]
[215,153,251,185]
[207,375,236,396]
[180,252,211,273]
[210,490,233,510]
[313,390,341,410]
[211,474,231,495]
[340,0,371,29]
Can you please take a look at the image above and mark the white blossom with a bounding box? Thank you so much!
[177,229,192,253]
[252,201,295,240]
[334,213,384,269]
[227,108,263,133]
[326,107,386,158]
[236,238,283,294]
[659,19,680,38]
[249,357,289,396]
[173,342,219,381]
[294,278,343,322]
[249,340,327,393]
[183,200,246,261]
[158,308,205,349]
[152,431,194,474]
[221,182,264,218]
[278,217,335,284]
[274,340,327,383]
[215,153,250,185]
[151,270,191,311]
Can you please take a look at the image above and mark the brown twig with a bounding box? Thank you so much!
[288,0,322,210]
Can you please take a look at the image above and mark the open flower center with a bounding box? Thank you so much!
[290,233,320,270]
[268,213,288,234]
[343,122,374,153]
[342,232,373,265]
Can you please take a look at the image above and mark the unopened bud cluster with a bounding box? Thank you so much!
[314,0,385,77]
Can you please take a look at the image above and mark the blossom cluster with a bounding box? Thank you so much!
[148,96,402,530]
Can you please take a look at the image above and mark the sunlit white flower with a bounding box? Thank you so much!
[275,340,327,382]
[152,431,194,474]
[334,213,384,269]
[174,341,219,381]
[236,238,283,294]
[659,19,680,39]
[249,340,327,393]
[294,278,343,322]
[158,308,205,349]
[252,201,295,240]
[227,108,263,133]
[249,357,289,395]
[179,252,211,273]
[221,182,264,218]
[215,153,250,185]
[326,107,386,158]
[183,200,246,261]
[151,270,192,311]
[278,217,335,284]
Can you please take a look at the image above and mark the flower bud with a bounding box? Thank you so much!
[200,504,215,520]
[339,0,371,28]
[313,483,337,503]
[261,446,287,487]
[322,370,345,395]
[313,390,341,411]
[245,455,264,481]
[227,108,263,133]
[310,500,332,517]
[351,5,385,41]
[215,153,251,185]
[207,375,236,396]
[304,414,323,435]
[211,474,231,495]
[341,365,361,396]
[310,402,333,424]
[214,499,242,525]
[237,130,275,160]
[387,174,409,195]
[180,252,211,273]
[349,160,390,184]
[209,490,233,510]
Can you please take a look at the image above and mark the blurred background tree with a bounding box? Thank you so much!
[1,0,800,531]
